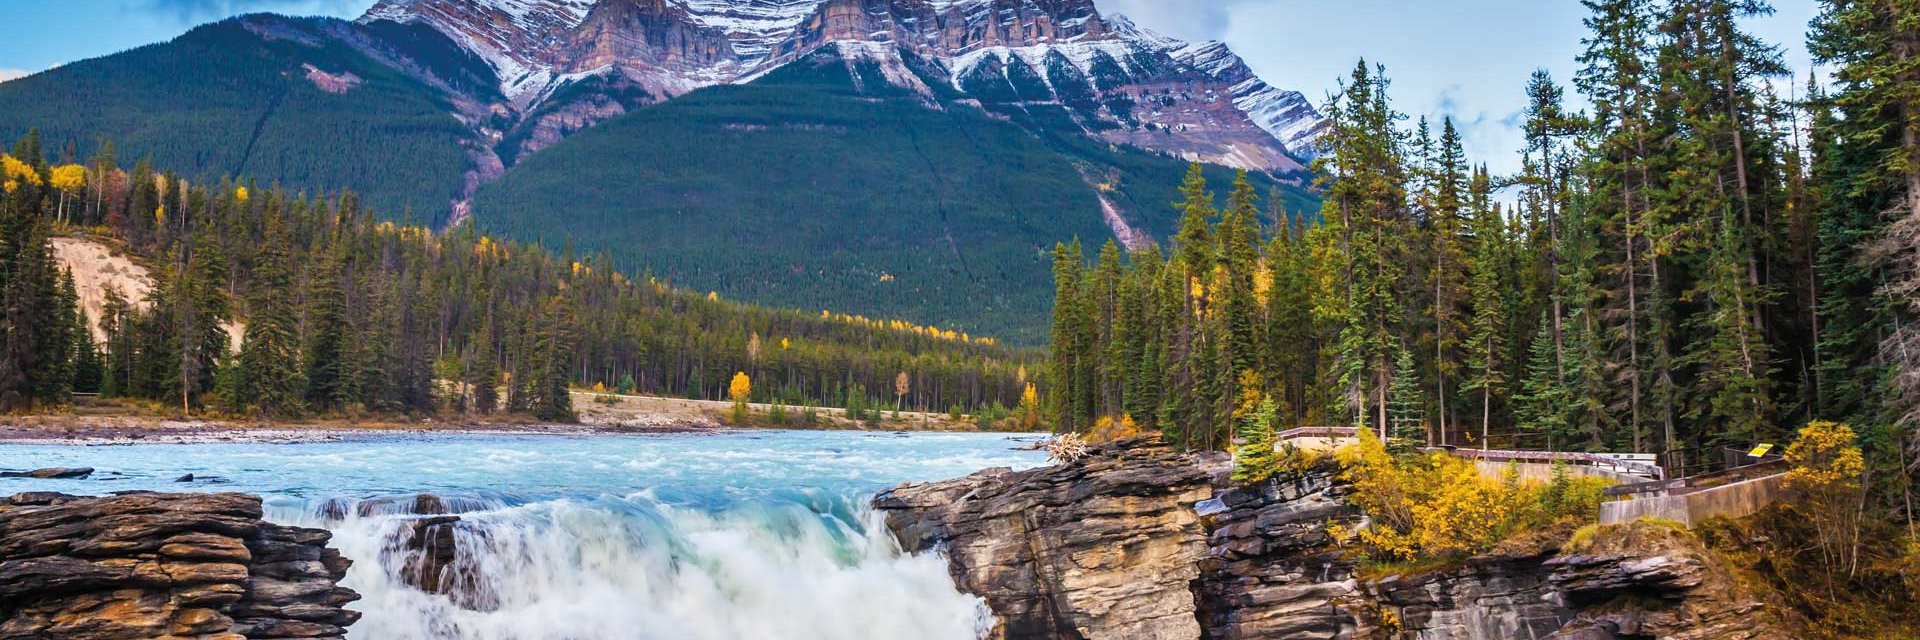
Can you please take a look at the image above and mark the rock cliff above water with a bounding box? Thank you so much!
[0,492,361,640]
[874,438,1797,640]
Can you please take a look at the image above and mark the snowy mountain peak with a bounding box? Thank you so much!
[358,0,1325,166]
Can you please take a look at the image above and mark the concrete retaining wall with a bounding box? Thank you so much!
[1599,473,1788,527]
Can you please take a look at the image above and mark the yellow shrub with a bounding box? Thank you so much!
[1087,414,1143,444]
[1336,429,1610,561]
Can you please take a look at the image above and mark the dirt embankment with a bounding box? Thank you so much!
[51,235,242,349]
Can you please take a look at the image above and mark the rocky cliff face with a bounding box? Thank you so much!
[0,492,360,640]
[875,439,1227,640]
[875,439,1797,640]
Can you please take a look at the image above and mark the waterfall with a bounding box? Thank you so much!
[270,492,992,640]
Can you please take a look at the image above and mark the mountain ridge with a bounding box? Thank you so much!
[358,0,1326,185]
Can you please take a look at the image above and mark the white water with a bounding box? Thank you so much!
[1,430,1049,640]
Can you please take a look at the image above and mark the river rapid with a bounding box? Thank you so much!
[0,430,1049,640]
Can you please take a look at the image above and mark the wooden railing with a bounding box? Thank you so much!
[1447,447,1667,481]
[1276,426,1359,441]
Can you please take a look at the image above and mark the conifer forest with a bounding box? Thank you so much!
[1045,0,1920,492]
[0,134,1037,422]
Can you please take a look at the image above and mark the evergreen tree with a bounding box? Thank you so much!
[527,295,577,423]
[1427,118,1471,446]
[1387,346,1426,448]
[1809,0,1920,488]
[1220,172,1265,376]
[1464,198,1511,448]
[1231,399,1283,486]
[1577,0,1656,452]
[233,213,303,417]
[466,319,500,414]
[1323,61,1409,438]
[1516,318,1575,450]
[303,243,348,410]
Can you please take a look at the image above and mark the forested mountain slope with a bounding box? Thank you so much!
[0,0,1326,341]
[475,44,1316,343]
[0,132,1039,420]
[0,17,483,222]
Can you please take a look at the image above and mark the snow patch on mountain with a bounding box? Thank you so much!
[359,0,1326,161]
[946,39,1141,88]
[678,0,826,60]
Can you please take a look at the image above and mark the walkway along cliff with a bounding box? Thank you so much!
[873,437,1798,640]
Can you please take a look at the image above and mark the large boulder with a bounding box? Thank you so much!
[0,492,360,640]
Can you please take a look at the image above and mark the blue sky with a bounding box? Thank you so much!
[0,0,1822,175]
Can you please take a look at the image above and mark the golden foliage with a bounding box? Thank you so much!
[1253,258,1274,306]
[1784,421,1864,496]
[1784,421,1869,588]
[728,371,751,405]
[1,155,39,194]
[234,185,249,203]
[1018,382,1042,430]
[1234,370,1265,419]
[1334,429,1611,561]
[1087,414,1143,444]
[49,164,85,192]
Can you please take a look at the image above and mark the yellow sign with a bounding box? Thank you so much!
[1748,443,1775,458]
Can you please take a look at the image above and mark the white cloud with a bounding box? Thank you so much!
[0,69,29,84]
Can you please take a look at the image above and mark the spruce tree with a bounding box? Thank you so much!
[1810,0,1920,485]
[1428,118,1470,445]
[234,213,303,417]
[1231,399,1282,486]
[466,318,500,414]
[1515,319,1574,451]
[303,244,348,410]
[1464,197,1511,448]
[1220,172,1264,377]
[1386,346,1426,449]
[528,295,577,422]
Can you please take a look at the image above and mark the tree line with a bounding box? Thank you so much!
[1046,0,1920,498]
[0,132,1039,421]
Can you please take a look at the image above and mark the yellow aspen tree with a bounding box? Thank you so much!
[1784,421,1866,585]
[729,371,752,424]
[49,164,85,224]
[1019,382,1042,431]
[894,371,910,411]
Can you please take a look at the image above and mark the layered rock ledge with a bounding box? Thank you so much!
[875,438,1796,640]
[0,492,360,640]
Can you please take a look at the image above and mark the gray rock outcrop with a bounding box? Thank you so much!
[876,437,1798,640]
[0,492,360,640]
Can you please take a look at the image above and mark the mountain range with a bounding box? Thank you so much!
[0,0,1325,342]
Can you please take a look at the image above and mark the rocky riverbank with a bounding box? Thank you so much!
[873,437,1796,640]
[0,492,361,640]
